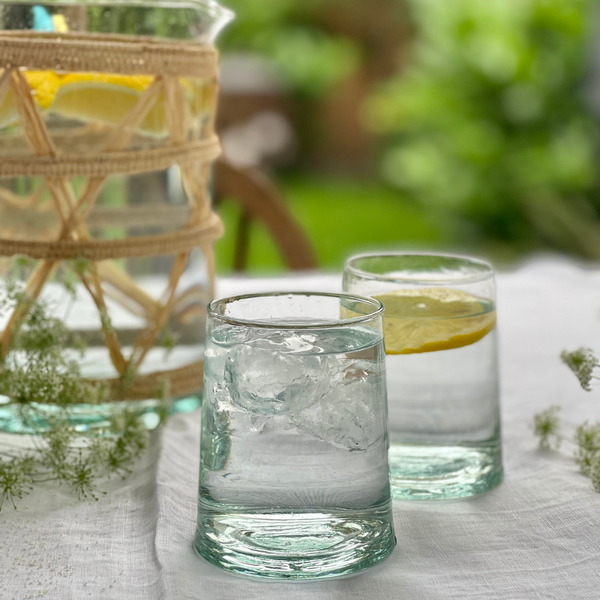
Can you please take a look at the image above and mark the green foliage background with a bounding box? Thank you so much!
[367,0,600,257]
[220,0,361,96]
[216,0,600,267]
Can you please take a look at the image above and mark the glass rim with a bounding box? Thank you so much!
[208,291,384,330]
[344,252,494,285]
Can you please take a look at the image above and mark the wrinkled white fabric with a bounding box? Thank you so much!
[2,256,600,600]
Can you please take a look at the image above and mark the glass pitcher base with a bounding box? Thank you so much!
[389,443,503,500]
[194,508,396,580]
[0,398,188,434]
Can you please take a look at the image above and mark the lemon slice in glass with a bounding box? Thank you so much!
[374,288,496,355]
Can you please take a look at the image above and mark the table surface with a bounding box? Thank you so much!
[2,257,600,600]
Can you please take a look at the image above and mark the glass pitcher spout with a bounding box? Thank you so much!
[189,0,234,43]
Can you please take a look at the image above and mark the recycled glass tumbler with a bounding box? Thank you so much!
[195,292,396,580]
[343,254,503,500]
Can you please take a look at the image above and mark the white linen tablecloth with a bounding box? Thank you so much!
[2,257,600,600]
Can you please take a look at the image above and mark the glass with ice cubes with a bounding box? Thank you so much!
[194,292,395,580]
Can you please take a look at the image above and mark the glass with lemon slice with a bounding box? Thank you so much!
[344,254,503,500]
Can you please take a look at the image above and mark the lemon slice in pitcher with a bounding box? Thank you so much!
[374,288,496,355]
[0,71,211,135]
[0,71,61,128]
[48,73,168,136]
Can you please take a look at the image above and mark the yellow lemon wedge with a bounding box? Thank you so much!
[25,71,61,109]
[0,70,211,136]
[189,79,214,117]
[374,288,496,355]
[0,71,61,128]
[48,73,168,136]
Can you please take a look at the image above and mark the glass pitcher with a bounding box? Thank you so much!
[0,0,233,432]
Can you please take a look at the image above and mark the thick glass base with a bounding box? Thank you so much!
[389,443,503,500]
[194,508,396,580]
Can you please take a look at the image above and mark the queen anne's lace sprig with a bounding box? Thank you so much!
[533,406,562,450]
[0,279,162,510]
[561,348,600,392]
[533,348,600,492]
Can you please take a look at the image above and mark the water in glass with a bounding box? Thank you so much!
[195,307,395,579]
[343,254,503,500]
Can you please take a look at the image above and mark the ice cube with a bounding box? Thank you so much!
[205,381,235,413]
[290,359,386,452]
[230,412,270,436]
[225,340,329,416]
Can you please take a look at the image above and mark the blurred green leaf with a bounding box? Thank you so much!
[368,0,600,254]
[220,0,361,95]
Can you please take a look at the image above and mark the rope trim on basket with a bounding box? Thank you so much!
[0,213,224,260]
[0,31,218,77]
[102,358,204,402]
[4,358,207,404]
[0,136,221,178]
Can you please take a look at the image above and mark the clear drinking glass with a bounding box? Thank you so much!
[343,254,503,500]
[195,292,395,580]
